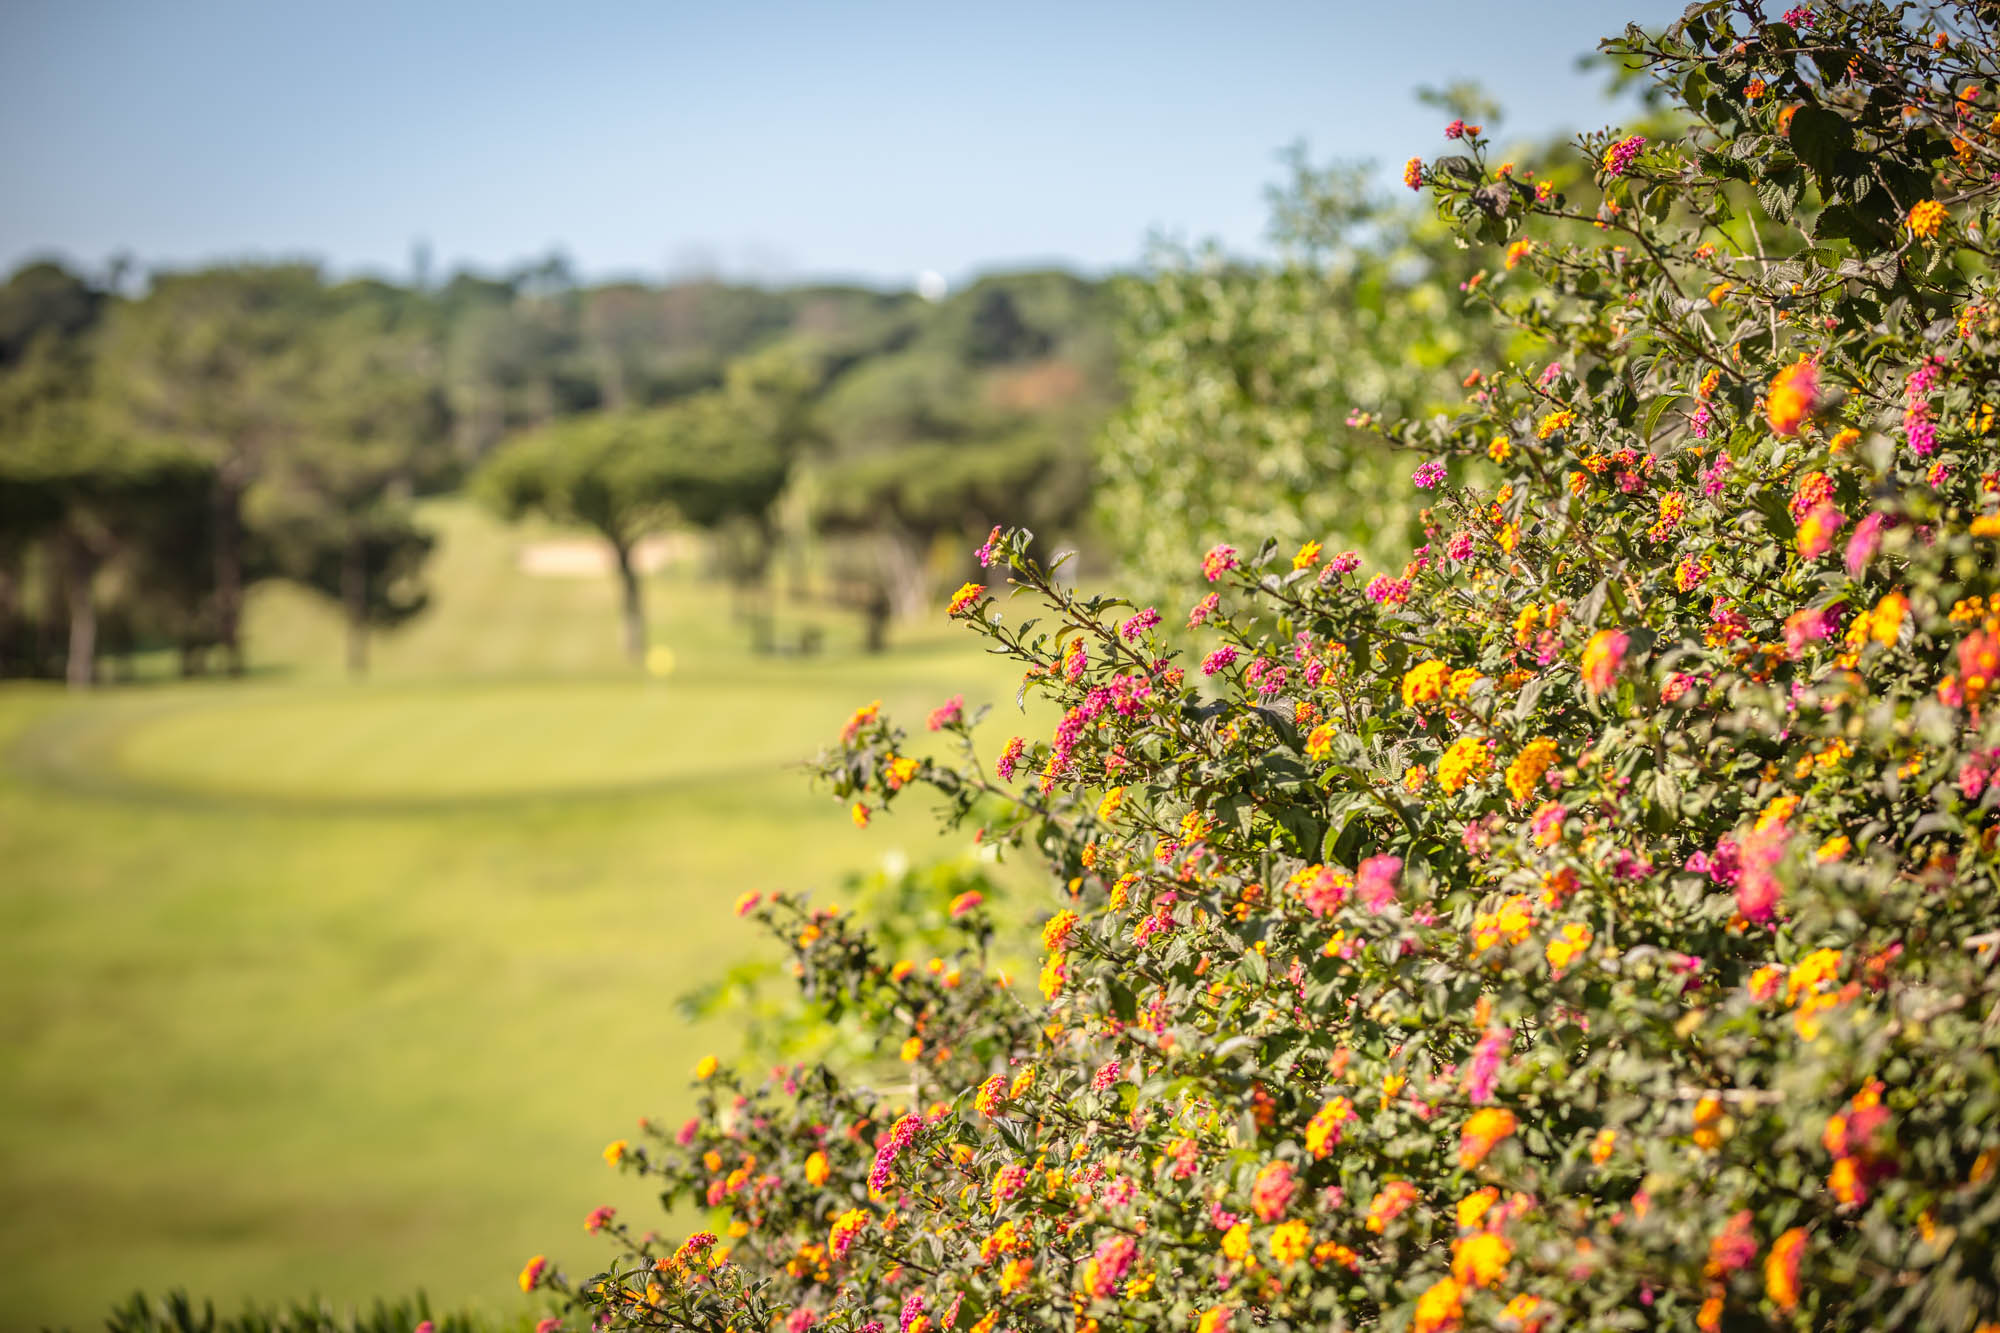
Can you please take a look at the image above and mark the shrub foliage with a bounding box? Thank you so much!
[533,5,2000,1331]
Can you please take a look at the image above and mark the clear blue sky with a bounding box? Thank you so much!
[0,0,1681,289]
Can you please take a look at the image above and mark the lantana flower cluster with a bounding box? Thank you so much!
[532,7,2000,1333]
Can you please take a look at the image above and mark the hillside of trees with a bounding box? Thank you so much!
[0,258,1117,681]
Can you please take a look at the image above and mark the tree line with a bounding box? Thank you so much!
[0,258,1116,683]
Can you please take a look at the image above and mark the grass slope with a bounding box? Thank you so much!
[0,500,1031,1332]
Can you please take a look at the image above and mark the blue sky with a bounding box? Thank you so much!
[0,1,1682,289]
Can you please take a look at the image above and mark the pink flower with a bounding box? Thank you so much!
[1121,608,1161,640]
[1188,592,1220,628]
[1364,575,1412,605]
[1201,646,1240,676]
[1464,1026,1511,1104]
[1413,460,1448,489]
[1845,512,1885,575]
[1203,545,1239,581]
[926,694,964,731]
[1356,855,1402,912]
[974,524,1003,567]
[1602,133,1647,176]
[1736,823,1789,925]
[995,736,1027,781]
[948,891,983,918]
[1783,607,1834,656]
[1329,551,1361,574]
[1092,1060,1122,1091]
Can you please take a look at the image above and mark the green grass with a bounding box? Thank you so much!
[0,500,1035,1332]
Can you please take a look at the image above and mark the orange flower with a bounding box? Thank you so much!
[946,581,985,616]
[1766,1227,1806,1312]
[1365,1180,1419,1232]
[1413,1276,1464,1333]
[1580,629,1629,694]
[1766,358,1820,436]
[1459,1107,1518,1167]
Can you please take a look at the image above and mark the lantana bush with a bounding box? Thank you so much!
[529,5,2000,1330]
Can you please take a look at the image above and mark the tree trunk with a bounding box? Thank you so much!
[60,530,98,691]
[342,530,368,677]
[212,474,245,676]
[880,528,930,621]
[862,584,891,655]
[0,560,16,678]
[612,539,646,664]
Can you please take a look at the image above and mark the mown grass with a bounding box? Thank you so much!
[0,500,1035,1332]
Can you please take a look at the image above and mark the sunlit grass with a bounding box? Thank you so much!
[0,500,1041,1330]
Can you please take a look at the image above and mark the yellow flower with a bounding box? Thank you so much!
[1403,764,1429,793]
[1293,539,1323,570]
[1437,736,1492,794]
[900,1036,924,1062]
[604,1139,629,1166]
[694,1055,719,1081]
[1196,1307,1232,1333]
[1488,434,1513,462]
[805,1150,830,1185]
[1545,921,1592,971]
[1536,409,1576,440]
[1707,281,1734,305]
[1269,1219,1311,1265]
[1402,659,1451,707]
[1973,513,2000,537]
[1456,1187,1499,1231]
[1816,836,1850,863]
[1908,198,1948,239]
[1452,1230,1512,1288]
[1306,723,1337,760]
[945,581,986,616]
[1589,1128,1617,1163]
[1219,1221,1253,1264]
[1505,738,1559,802]
[1472,895,1534,955]
[1413,1276,1464,1333]
[1096,786,1126,821]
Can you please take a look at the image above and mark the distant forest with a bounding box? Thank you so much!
[0,258,1118,681]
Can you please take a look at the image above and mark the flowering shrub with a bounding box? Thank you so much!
[535,6,2000,1331]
